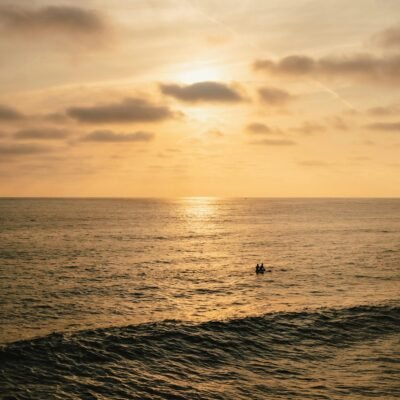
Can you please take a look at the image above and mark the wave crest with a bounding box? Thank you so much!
[1,304,399,399]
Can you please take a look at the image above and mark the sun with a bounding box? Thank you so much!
[178,65,222,84]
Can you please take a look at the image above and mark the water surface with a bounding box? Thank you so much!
[1,198,399,398]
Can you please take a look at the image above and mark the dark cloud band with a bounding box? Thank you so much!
[0,104,24,121]
[0,5,106,36]
[67,98,175,124]
[82,130,154,142]
[254,54,400,85]
[160,81,243,103]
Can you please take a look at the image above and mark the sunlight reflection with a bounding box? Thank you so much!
[181,196,219,219]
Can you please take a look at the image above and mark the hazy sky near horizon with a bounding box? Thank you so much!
[1,0,400,197]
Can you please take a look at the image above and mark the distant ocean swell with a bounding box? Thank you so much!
[1,304,399,399]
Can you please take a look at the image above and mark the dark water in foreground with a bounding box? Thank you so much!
[2,305,399,399]
[0,198,399,399]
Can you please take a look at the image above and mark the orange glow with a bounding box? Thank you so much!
[0,1,399,197]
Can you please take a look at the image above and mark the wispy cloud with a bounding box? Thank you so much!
[291,121,325,135]
[206,129,224,138]
[366,122,400,131]
[0,143,53,157]
[298,160,332,167]
[246,122,283,135]
[367,105,400,117]
[14,128,69,140]
[371,24,400,49]
[250,139,295,146]
[327,116,349,131]
[258,86,292,106]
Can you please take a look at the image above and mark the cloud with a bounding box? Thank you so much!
[258,86,292,106]
[371,25,400,49]
[14,128,69,140]
[254,55,315,75]
[363,140,376,146]
[291,121,325,135]
[0,143,52,157]
[207,129,224,138]
[351,156,370,162]
[367,105,400,117]
[42,113,71,123]
[327,116,348,131]
[254,53,400,85]
[366,122,400,131]
[160,81,243,103]
[0,5,107,38]
[81,130,154,142]
[0,104,24,121]
[298,160,332,167]
[247,123,272,134]
[205,34,232,46]
[246,122,283,135]
[67,98,175,124]
[250,139,296,146]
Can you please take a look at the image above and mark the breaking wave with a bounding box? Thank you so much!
[1,304,399,399]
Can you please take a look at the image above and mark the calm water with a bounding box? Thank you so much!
[1,198,399,399]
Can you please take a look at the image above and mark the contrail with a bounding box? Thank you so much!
[183,0,356,111]
[183,0,262,52]
[310,79,357,111]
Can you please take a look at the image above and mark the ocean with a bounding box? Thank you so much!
[0,198,399,399]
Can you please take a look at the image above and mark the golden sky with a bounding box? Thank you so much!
[0,0,399,197]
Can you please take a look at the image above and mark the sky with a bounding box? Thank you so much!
[0,0,400,197]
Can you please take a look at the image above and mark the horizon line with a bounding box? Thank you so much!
[0,196,399,200]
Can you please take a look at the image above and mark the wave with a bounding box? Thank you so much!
[1,304,399,399]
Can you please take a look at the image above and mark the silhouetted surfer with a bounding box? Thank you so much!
[255,263,265,274]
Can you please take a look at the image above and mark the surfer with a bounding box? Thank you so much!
[255,263,266,274]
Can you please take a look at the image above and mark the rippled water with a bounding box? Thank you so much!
[1,198,399,398]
